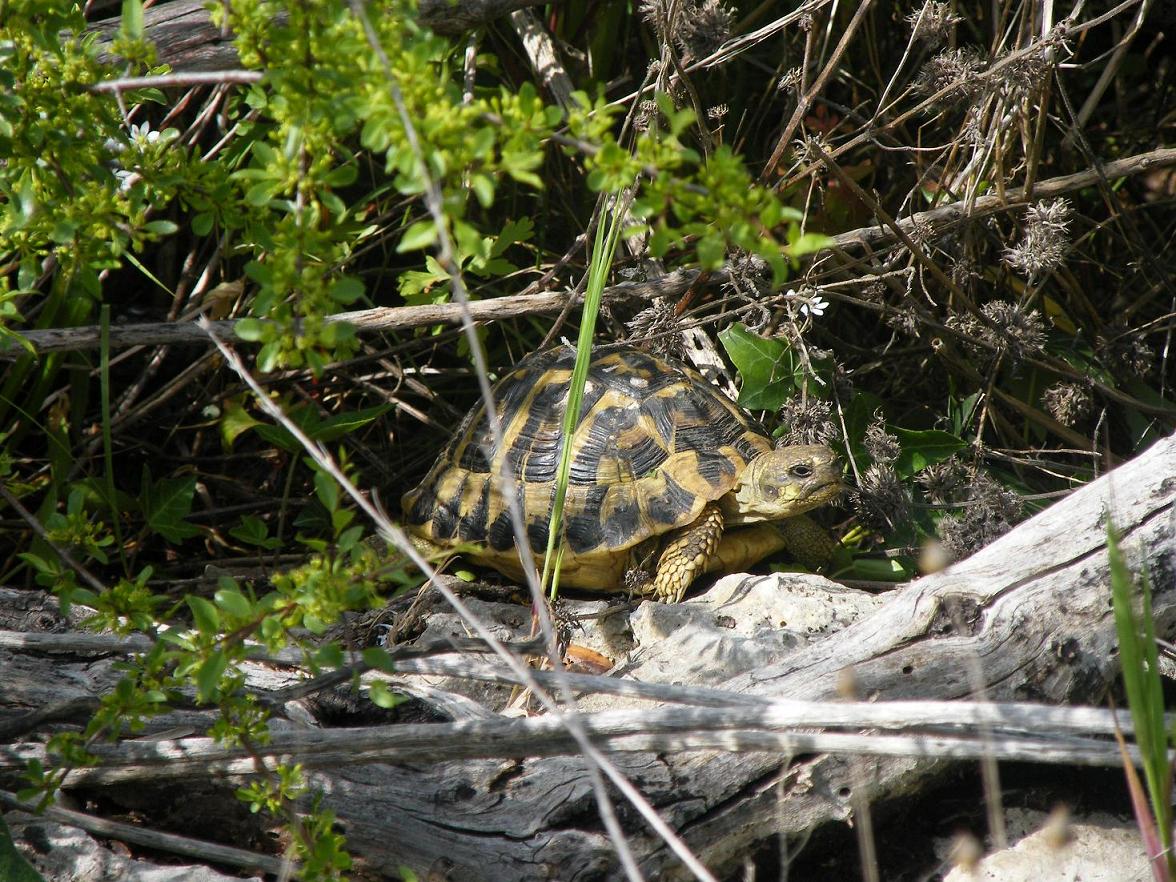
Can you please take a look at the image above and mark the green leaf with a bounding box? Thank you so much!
[191,212,214,236]
[229,515,281,549]
[397,220,438,252]
[254,403,391,450]
[330,276,364,305]
[696,233,726,269]
[234,318,267,342]
[362,647,396,672]
[142,220,178,236]
[195,649,228,702]
[891,428,968,477]
[788,231,834,257]
[120,0,144,39]
[0,814,46,882]
[141,470,200,542]
[470,173,495,208]
[314,470,339,512]
[367,681,405,709]
[187,595,219,633]
[219,400,263,448]
[718,323,801,410]
[214,586,251,619]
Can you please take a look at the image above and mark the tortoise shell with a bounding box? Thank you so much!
[401,344,775,588]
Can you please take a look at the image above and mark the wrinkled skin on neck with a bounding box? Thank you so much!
[719,444,843,525]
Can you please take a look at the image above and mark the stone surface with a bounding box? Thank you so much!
[942,809,1149,882]
[7,813,262,882]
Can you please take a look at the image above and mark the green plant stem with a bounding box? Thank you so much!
[541,195,628,600]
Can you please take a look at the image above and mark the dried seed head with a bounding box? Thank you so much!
[916,456,969,505]
[624,565,653,596]
[1097,334,1155,378]
[852,464,913,534]
[1003,199,1072,280]
[777,398,839,446]
[935,471,1024,558]
[626,300,685,359]
[915,47,988,102]
[634,98,661,133]
[886,306,921,337]
[726,253,771,294]
[996,45,1052,99]
[640,0,669,36]
[864,414,901,466]
[677,0,733,58]
[1042,382,1092,426]
[906,2,962,47]
[984,300,1046,361]
[950,253,981,288]
[707,103,729,122]
[948,301,1046,368]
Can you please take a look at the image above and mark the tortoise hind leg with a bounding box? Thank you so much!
[651,503,724,602]
[704,514,837,574]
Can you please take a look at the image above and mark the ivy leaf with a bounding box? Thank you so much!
[892,428,968,477]
[219,399,263,448]
[141,468,200,543]
[0,814,45,882]
[718,324,801,411]
[229,515,282,549]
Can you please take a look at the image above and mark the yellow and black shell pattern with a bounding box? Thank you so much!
[401,345,773,583]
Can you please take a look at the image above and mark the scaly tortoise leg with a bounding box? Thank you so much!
[704,514,837,575]
[651,503,725,602]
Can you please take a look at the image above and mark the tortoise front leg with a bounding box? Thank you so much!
[704,514,837,575]
[651,503,724,602]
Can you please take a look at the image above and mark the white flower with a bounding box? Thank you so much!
[802,295,828,317]
[785,288,828,319]
[129,121,160,148]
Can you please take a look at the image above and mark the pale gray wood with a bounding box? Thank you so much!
[1,270,710,357]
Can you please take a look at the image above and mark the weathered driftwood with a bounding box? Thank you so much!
[1,270,710,357]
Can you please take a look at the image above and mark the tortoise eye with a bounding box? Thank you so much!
[789,464,813,479]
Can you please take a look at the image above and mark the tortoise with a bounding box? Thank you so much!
[402,344,843,602]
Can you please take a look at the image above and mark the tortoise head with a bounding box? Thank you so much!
[722,444,843,524]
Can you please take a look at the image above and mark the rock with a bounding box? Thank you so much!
[942,809,1149,882]
[7,813,262,882]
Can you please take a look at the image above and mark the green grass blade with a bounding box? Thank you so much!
[541,197,627,599]
[1108,519,1173,869]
